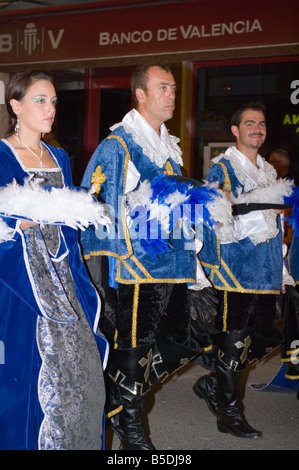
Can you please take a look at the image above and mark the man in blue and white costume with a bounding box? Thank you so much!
[81,63,218,450]
[194,102,295,439]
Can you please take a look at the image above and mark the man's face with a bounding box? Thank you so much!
[231,109,266,152]
[136,66,176,132]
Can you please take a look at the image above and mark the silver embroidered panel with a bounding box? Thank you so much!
[24,171,105,450]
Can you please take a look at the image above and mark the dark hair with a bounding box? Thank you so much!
[131,63,172,106]
[230,101,266,127]
[5,70,53,137]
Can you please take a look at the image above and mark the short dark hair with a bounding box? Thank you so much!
[230,101,266,127]
[5,70,53,137]
[131,63,172,106]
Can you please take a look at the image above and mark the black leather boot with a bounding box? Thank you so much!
[216,359,262,438]
[193,373,218,416]
[213,329,266,438]
[150,329,198,384]
[108,344,155,450]
[117,390,154,450]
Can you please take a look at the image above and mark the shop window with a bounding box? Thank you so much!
[193,60,299,181]
[99,88,131,141]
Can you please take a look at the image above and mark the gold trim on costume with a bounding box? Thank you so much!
[201,344,213,353]
[116,251,195,284]
[212,284,280,295]
[285,346,299,356]
[113,329,118,349]
[164,161,177,176]
[281,346,299,364]
[222,290,228,331]
[216,161,231,191]
[202,257,280,295]
[131,284,140,348]
[212,269,231,290]
[91,164,106,196]
[221,258,244,290]
[285,373,299,380]
[106,405,123,418]
[130,255,155,280]
[108,135,133,255]
[217,237,221,266]
[84,249,132,261]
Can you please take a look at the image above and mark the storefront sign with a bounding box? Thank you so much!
[0,0,297,68]
[283,80,299,134]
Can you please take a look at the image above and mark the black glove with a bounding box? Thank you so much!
[187,287,219,336]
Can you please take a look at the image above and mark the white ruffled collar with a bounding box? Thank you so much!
[213,145,277,192]
[110,109,183,168]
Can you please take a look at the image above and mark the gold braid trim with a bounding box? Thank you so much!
[107,135,132,255]
[215,161,231,191]
[106,405,123,418]
[222,290,228,332]
[284,372,299,380]
[131,284,140,348]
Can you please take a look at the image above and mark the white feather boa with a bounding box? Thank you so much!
[221,177,295,244]
[0,178,111,242]
[126,178,234,240]
[229,177,294,205]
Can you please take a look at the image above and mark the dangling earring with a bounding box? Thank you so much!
[41,132,44,138]
[15,118,20,136]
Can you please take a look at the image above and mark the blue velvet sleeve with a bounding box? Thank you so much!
[205,163,226,186]
[81,136,132,259]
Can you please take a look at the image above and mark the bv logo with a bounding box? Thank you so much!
[0,23,65,55]
[21,23,40,56]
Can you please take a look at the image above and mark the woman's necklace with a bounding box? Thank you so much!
[13,134,45,168]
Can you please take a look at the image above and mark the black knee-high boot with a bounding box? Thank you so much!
[214,327,282,439]
[216,358,261,438]
[214,329,260,438]
[193,372,219,416]
[108,344,155,450]
[150,329,199,384]
[116,389,153,450]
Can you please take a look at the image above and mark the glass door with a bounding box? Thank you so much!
[53,66,134,185]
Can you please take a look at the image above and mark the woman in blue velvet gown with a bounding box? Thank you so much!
[0,70,109,450]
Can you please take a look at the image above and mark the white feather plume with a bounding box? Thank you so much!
[0,179,111,230]
[164,190,190,208]
[201,182,236,242]
[229,177,294,205]
[126,179,153,208]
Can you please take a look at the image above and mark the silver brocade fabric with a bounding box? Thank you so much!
[23,170,105,450]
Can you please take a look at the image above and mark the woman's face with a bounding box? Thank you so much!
[11,79,57,136]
